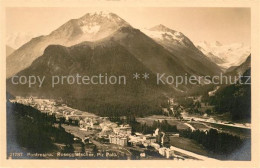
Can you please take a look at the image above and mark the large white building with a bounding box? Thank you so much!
[109,135,128,146]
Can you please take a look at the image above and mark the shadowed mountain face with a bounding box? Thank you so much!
[202,55,251,121]
[211,71,251,121]
[7,39,173,114]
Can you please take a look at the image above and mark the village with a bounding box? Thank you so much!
[10,96,194,160]
[9,96,250,160]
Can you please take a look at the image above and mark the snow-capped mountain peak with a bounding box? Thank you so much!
[48,11,131,45]
[6,12,133,78]
[142,24,200,51]
[149,24,175,32]
[78,12,129,34]
[79,11,129,26]
[196,41,250,69]
[141,24,190,46]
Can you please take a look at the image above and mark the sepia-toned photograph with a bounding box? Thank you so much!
[1,1,259,166]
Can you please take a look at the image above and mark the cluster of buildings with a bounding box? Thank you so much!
[107,124,132,146]
[108,127,177,159]
[12,96,58,114]
[129,129,178,159]
[11,96,99,125]
[10,96,179,159]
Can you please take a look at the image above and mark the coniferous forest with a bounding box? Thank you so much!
[7,101,74,157]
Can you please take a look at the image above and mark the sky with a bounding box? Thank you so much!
[6,7,251,45]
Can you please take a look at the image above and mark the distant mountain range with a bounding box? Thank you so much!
[196,41,250,70]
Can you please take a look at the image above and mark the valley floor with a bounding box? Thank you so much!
[8,97,251,160]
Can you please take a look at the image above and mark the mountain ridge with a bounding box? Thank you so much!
[142,24,222,76]
[6,12,131,78]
